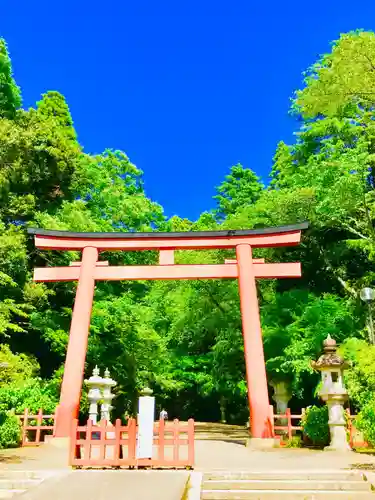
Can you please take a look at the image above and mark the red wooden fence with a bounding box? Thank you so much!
[19,408,56,446]
[269,406,304,445]
[269,406,368,448]
[69,417,195,469]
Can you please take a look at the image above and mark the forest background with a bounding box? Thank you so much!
[0,30,375,446]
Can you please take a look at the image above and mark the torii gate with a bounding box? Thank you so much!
[28,222,307,441]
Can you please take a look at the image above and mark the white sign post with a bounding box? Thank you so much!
[136,387,155,459]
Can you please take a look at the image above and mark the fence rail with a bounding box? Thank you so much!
[16,406,367,453]
[69,417,195,469]
[269,406,304,445]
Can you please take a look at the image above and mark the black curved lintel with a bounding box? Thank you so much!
[27,222,309,240]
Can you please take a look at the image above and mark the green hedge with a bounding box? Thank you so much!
[301,405,330,447]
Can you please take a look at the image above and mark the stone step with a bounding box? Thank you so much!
[0,479,42,490]
[203,471,365,482]
[201,489,375,499]
[0,490,26,499]
[203,479,370,491]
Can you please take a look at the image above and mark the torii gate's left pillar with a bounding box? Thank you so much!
[55,246,98,438]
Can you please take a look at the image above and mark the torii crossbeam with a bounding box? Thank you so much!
[28,222,308,441]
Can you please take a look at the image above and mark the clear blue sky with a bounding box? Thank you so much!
[2,1,374,220]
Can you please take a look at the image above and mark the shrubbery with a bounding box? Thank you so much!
[0,412,21,449]
[356,400,375,447]
[301,405,330,447]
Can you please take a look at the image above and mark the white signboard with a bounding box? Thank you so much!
[136,395,155,459]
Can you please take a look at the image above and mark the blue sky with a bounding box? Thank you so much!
[2,1,374,220]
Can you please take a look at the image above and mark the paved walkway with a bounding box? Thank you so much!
[2,434,375,499]
[19,470,189,500]
[194,440,375,471]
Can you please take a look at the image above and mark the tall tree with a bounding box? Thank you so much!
[0,39,21,120]
[294,31,375,118]
[214,164,263,220]
[36,91,77,143]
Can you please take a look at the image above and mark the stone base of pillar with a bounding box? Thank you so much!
[245,438,278,450]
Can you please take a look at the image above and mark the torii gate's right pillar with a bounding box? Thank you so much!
[236,243,272,441]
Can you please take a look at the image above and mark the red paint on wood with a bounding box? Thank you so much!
[69,417,195,468]
[159,250,175,265]
[34,262,302,282]
[19,409,55,446]
[70,261,109,267]
[236,244,271,438]
[225,258,265,264]
[158,418,165,462]
[55,246,98,438]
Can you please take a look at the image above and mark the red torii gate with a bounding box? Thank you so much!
[28,222,307,441]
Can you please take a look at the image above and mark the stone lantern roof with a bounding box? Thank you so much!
[311,335,349,370]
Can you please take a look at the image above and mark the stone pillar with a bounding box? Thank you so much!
[136,387,155,459]
[325,396,350,452]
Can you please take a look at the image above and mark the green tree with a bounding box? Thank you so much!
[214,164,263,220]
[295,31,375,118]
[0,39,21,119]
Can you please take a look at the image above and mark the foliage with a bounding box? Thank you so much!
[0,39,21,119]
[0,379,58,415]
[0,345,39,386]
[294,31,375,118]
[0,412,21,449]
[214,163,263,220]
[285,435,302,448]
[356,400,375,447]
[301,406,330,447]
[339,339,375,409]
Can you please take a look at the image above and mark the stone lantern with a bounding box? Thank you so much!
[311,335,351,452]
[100,368,117,422]
[270,380,292,432]
[84,366,104,424]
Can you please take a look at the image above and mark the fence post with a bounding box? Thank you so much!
[158,418,165,463]
[22,408,28,446]
[35,408,43,444]
[346,408,353,447]
[173,419,179,462]
[69,419,78,466]
[286,408,292,440]
[268,405,275,437]
[187,419,195,467]
[84,419,93,461]
[52,406,58,437]
[128,418,137,462]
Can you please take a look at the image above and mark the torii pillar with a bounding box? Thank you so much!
[29,222,308,442]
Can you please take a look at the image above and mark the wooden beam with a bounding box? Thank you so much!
[225,258,265,264]
[159,250,174,265]
[69,261,109,267]
[33,262,301,282]
[34,230,302,251]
